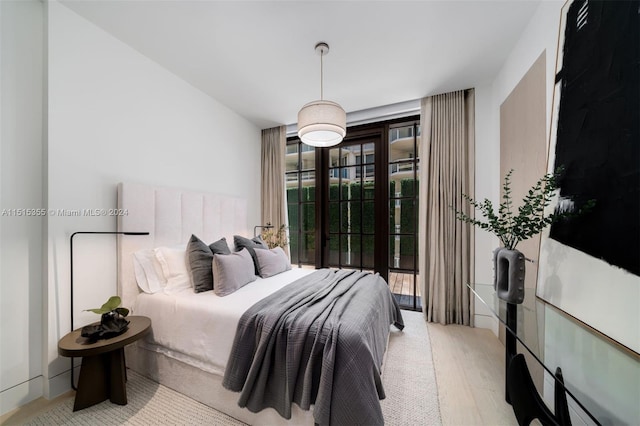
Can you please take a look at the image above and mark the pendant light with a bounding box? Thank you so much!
[297,42,346,147]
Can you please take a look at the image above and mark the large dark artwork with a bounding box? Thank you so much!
[550,0,639,276]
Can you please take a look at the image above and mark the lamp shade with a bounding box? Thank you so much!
[297,100,346,147]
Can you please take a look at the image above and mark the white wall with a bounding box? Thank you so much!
[44,0,261,399]
[0,0,46,414]
[472,82,500,333]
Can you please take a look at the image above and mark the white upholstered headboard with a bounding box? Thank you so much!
[117,182,248,310]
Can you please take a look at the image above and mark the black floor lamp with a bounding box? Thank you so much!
[69,231,149,390]
[254,224,273,237]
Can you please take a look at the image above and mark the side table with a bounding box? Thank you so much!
[58,315,151,411]
[468,284,601,425]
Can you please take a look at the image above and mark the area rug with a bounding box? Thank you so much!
[22,372,243,426]
[381,310,442,425]
[22,310,441,425]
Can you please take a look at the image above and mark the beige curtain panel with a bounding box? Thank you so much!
[260,126,288,254]
[419,89,475,325]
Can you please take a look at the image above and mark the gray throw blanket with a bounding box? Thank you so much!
[222,269,404,425]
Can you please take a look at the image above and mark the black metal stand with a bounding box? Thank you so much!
[554,367,571,425]
[253,224,273,237]
[505,303,517,404]
[504,302,571,425]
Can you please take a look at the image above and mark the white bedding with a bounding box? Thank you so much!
[133,267,315,376]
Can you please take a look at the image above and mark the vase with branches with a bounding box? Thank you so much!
[260,224,289,250]
[455,168,594,303]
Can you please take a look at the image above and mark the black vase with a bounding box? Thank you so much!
[81,312,130,340]
[493,248,525,304]
[100,312,130,337]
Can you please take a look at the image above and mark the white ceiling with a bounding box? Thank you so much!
[60,0,542,130]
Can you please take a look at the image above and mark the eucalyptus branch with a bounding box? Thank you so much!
[453,167,594,250]
[261,224,289,249]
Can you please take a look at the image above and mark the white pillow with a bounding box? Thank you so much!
[154,245,192,294]
[133,249,166,293]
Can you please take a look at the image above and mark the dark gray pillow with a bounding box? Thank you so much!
[233,235,268,275]
[212,248,257,297]
[254,247,291,278]
[187,235,231,293]
[209,237,231,255]
[187,234,213,293]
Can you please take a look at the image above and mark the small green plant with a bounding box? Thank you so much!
[261,224,289,249]
[454,168,594,250]
[82,296,129,340]
[85,295,129,318]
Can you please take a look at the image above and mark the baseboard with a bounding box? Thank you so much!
[44,365,79,400]
[0,375,44,416]
[474,314,499,336]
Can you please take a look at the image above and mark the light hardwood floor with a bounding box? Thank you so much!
[428,322,517,425]
[1,320,516,425]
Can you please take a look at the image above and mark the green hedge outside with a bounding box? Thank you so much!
[287,178,417,266]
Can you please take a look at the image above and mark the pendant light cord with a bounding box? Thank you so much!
[320,50,324,100]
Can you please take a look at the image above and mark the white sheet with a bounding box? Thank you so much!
[133,267,315,376]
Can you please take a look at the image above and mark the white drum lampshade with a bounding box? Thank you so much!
[297,100,346,147]
[297,42,346,148]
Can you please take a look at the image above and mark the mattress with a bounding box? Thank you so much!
[133,267,315,376]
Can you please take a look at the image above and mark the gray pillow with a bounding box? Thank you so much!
[187,235,231,293]
[209,237,231,256]
[254,247,291,278]
[187,234,214,293]
[212,248,257,297]
[233,235,268,275]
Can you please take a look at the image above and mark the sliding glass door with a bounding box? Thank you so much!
[286,143,316,265]
[286,117,421,311]
[323,137,380,272]
[388,122,420,310]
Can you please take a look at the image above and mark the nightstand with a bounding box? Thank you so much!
[58,315,151,411]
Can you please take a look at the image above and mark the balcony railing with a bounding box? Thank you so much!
[390,160,415,175]
[286,144,315,155]
[287,171,315,182]
[389,126,421,143]
[388,271,421,310]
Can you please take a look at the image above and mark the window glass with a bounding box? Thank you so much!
[286,140,316,266]
[389,125,416,162]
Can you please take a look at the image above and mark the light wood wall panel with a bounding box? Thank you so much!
[499,51,547,392]
[500,51,547,290]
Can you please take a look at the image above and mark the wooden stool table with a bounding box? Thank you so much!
[58,315,151,411]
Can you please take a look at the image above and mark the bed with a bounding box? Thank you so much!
[116,182,403,425]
